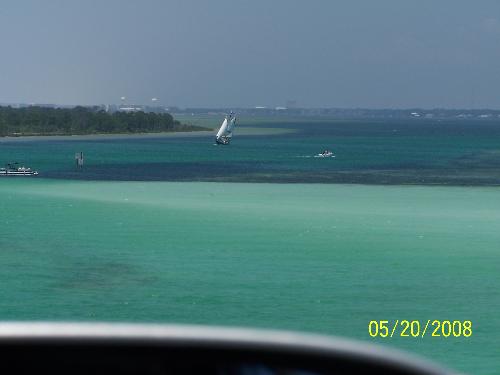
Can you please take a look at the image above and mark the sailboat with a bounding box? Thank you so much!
[215,112,237,145]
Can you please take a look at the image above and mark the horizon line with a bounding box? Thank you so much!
[1,102,500,112]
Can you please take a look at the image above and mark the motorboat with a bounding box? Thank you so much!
[0,162,39,176]
[315,150,335,158]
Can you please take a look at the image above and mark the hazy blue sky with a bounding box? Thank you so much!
[1,0,500,108]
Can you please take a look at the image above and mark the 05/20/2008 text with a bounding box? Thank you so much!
[368,320,472,338]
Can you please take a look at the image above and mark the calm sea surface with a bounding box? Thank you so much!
[1,119,499,374]
[1,118,500,184]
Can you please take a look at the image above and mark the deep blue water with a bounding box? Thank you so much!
[2,119,500,184]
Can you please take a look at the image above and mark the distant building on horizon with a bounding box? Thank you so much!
[118,105,144,112]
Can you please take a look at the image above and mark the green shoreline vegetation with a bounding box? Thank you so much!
[0,106,209,137]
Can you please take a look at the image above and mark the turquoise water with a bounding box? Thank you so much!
[1,119,500,184]
[1,179,499,374]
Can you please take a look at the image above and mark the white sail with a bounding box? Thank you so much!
[216,118,229,139]
[215,113,236,145]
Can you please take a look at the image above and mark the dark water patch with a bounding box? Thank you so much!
[452,150,500,169]
[43,161,274,181]
[41,161,500,185]
[54,261,158,291]
[193,169,500,186]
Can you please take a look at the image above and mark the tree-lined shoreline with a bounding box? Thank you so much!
[0,106,208,137]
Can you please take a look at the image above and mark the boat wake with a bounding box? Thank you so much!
[314,154,335,158]
[295,154,336,158]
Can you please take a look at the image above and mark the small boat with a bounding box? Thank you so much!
[314,150,335,158]
[0,163,39,176]
[215,112,237,145]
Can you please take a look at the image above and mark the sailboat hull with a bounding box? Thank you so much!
[215,137,230,145]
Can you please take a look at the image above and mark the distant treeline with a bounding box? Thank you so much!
[0,106,208,136]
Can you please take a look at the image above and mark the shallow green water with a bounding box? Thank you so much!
[0,179,498,374]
